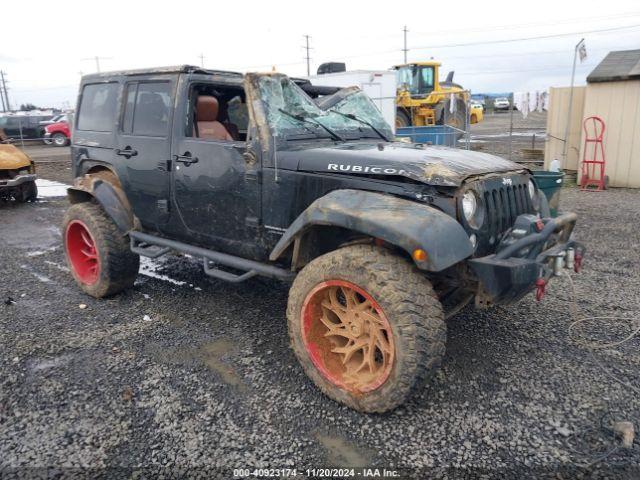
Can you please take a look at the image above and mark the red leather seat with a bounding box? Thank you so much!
[196,96,232,141]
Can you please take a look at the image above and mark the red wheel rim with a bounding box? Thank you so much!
[301,280,395,393]
[65,220,100,285]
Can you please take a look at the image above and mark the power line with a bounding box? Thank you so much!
[80,56,113,73]
[327,23,640,63]
[441,44,633,62]
[235,40,636,73]
[458,62,597,76]
[406,11,640,40]
[11,84,78,93]
[410,23,640,51]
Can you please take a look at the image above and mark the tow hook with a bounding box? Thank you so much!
[535,278,547,301]
[574,251,583,273]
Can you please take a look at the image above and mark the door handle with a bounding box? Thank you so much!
[174,153,199,166]
[115,146,138,158]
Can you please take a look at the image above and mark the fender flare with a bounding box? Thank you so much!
[67,178,133,233]
[269,189,473,272]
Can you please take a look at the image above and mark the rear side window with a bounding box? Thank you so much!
[77,83,119,132]
[121,82,171,137]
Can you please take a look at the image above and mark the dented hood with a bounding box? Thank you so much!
[292,142,525,187]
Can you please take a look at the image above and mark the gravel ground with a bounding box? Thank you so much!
[1,186,639,479]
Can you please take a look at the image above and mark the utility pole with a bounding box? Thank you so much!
[562,38,586,167]
[402,26,409,63]
[198,53,205,67]
[0,71,10,112]
[303,35,312,76]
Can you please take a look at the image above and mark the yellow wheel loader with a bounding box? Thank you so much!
[394,61,481,129]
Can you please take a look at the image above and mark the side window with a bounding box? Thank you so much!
[121,82,171,137]
[77,83,119,132]
[185,84,247,141]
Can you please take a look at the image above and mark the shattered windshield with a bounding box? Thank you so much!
[327,90,393,139]
[258,75,391,141]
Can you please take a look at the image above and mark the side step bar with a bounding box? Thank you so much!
[129,231,294,283]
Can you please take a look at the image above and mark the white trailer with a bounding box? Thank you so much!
[307,70,397,132]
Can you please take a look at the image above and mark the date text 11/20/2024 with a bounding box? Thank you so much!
[233,467,400,477]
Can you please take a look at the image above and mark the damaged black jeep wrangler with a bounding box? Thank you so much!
[64,66,584,412]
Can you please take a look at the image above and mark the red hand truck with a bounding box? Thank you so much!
[580,116,606,191]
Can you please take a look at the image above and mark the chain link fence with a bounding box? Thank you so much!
[467,93,547,170]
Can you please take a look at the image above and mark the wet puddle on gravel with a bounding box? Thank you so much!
[195,339,245,390]
[314,432,373,467]
[147,338,245,391]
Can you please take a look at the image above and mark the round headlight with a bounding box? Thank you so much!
[462,191,477,221]
[528,179,536,199]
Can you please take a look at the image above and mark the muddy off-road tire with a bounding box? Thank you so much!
[62,202,139,298]
[287,244,445,413]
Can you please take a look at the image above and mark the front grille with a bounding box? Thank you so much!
[483,182,533,240]
[465,175,534,256]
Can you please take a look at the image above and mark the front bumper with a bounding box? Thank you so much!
[0,173,37,189]
[468,212,584,305]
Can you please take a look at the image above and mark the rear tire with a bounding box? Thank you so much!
[287,244,445,413]
[63,202,139,298]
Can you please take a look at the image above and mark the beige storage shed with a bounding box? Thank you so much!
[545,49,640,188]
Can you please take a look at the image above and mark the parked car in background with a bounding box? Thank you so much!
[44,121,71,146]
[0,116,48,140]
[39,114,68,126]
[470,99,484,112]
[469,102,484,124]
[493,97,510,111]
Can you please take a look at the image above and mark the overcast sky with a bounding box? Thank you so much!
[2,0,639,109]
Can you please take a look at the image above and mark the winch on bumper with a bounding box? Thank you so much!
[468,212,585,305]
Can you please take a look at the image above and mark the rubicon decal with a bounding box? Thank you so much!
[327,164,408,176]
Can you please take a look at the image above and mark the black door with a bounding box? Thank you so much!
[116,77,176,229]
[171,137,260,252]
